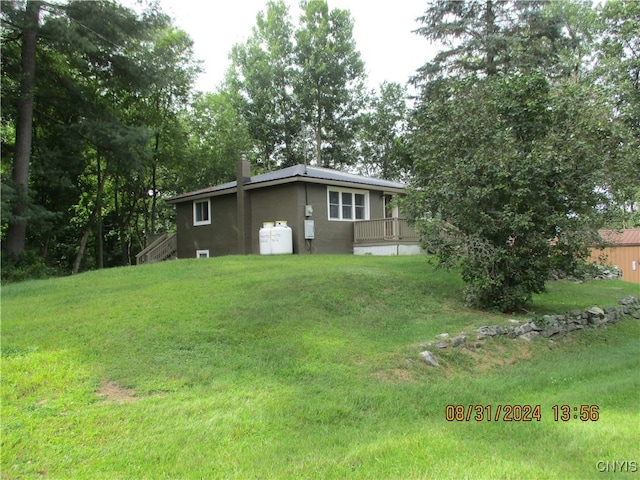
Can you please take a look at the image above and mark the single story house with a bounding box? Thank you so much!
[162,158,420,260]
[589,229,640,284]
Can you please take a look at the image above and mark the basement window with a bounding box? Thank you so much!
[196,249,210,258]
[193,199,211,226]
[328,187,369,221]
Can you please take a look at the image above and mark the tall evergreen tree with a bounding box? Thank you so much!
[4,1,41,260]
[413,0,558,82]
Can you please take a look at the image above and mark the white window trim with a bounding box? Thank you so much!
[193,199,211,226]
[327,187,369,221]
[196,249,210,258]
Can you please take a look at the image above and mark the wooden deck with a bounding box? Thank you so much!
[353,218,422,255]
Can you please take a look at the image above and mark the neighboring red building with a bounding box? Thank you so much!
[590,229,640,284]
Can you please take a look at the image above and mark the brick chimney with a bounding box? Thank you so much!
[236,155,251,254]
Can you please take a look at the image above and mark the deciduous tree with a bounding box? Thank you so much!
[596,0,640,228]
[181,92,252,191]
[356,82,409,181]
[227,0,298,170]
[295,0,365,168]
[228,0,366,170]
[407,74,627,311]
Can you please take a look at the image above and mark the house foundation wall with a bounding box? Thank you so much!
[354,244,423,256]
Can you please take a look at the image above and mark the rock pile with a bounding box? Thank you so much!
[591,265,623,280]
[419,296,639,367]
[550,263,623,281]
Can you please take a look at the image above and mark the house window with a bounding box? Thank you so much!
[193,199,211,226]
[196,249,210,258]
[327,187,368,221]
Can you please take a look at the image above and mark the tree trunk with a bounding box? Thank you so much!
[315,124,322,167]
[114,175,128,266]
[96,152,104,269]
[315,99,322,166]
[114,174,135,266]
[151,132,160,234]
[6,1,41,259]
[485,0,497,76]
[72,167,108,275]
[72,223,92,275]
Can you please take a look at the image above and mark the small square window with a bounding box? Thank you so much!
[196,249,210,258]
[193,199,211,226]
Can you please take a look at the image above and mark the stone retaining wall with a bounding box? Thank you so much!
[419,295,639,367]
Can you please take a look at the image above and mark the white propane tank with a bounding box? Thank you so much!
[271,220,293,255]
[259,222,274,255]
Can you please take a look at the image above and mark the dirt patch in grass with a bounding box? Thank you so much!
[97,380,138,404]
[424,338,540,377]
[372,367,416,384]
[468,340,534,373]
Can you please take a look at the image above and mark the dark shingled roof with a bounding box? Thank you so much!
[168,164,407,203]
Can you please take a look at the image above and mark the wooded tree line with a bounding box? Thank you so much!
[1,0,406,280]
[1,0,638,292]
[2,0,205,278]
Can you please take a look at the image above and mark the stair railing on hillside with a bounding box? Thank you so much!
[135,233,177,265]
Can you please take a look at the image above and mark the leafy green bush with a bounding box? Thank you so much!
[1,251,57,284]
[408,73,626,312]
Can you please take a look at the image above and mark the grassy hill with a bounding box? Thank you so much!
[2,255,639,479]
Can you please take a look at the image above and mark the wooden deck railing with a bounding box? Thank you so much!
[354,218,419,244]
[135,233,177,265]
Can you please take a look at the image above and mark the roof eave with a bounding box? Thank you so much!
[246,175,406,192]
[166,185,237,204]
[167,175,406,203]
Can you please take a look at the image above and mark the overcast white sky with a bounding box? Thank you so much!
[157,0,436,93]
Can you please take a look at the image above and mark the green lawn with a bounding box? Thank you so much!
[2,255,639,479]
